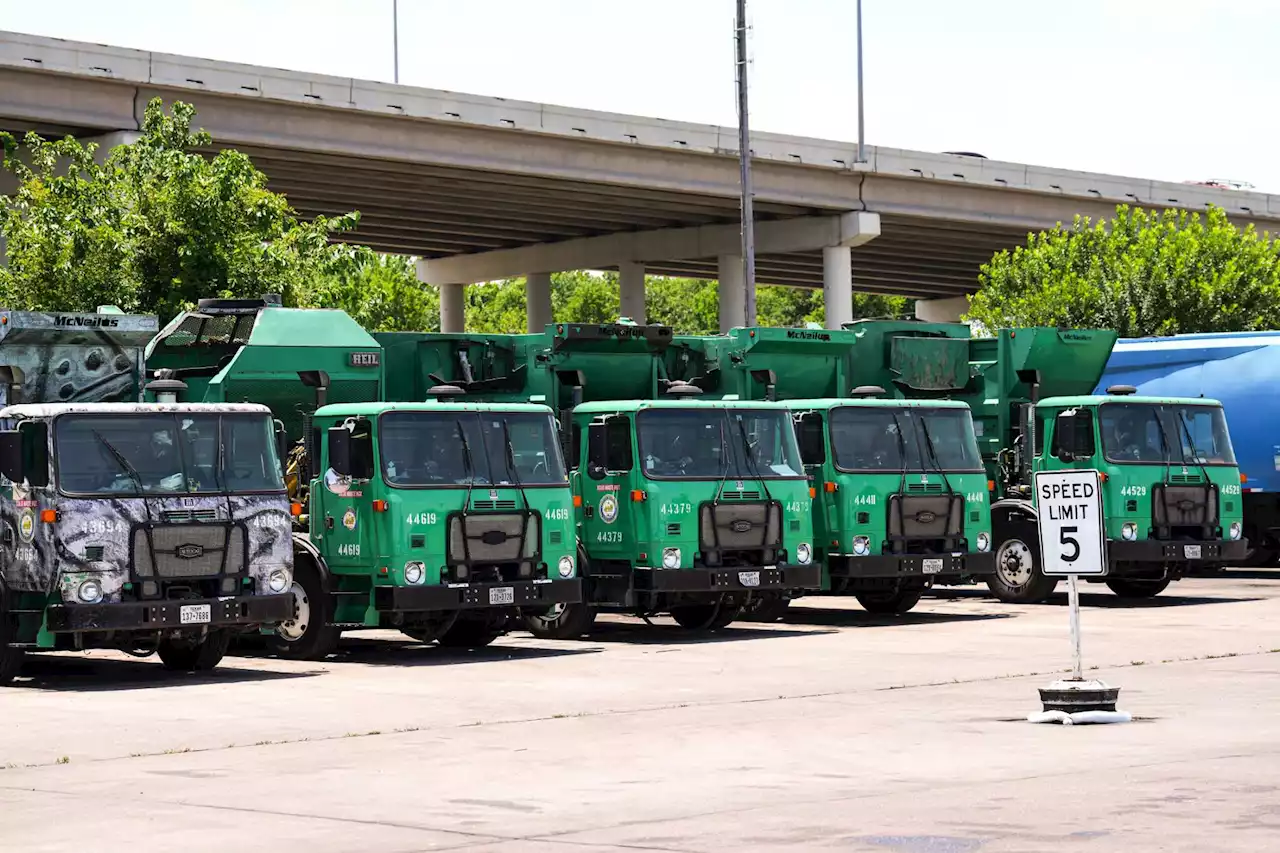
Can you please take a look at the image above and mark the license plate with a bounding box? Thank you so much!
[179,604,211,625]
[738,571,761,587]
[489,586,515,605]
[1184,545,1202,560]
[923,558,944,574]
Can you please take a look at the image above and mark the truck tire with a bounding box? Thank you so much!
[855,589,922,614]
[437,614,505,648]
[743,597,792,623]
[157,629,231,671]
[987,530,1059,604]
[669,602,743,630]
[266,560,339,660]
[1105,578,1171,598]
[523,602,598,640]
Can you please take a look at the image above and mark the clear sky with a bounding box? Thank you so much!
[2,0,1278,191]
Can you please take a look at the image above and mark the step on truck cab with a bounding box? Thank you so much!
[146,297,581,656]
[0,308,294,684]
[374,322,821,636]
[665,326,995,616]
[839,320,1247,602]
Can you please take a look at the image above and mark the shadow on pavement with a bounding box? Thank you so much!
[578,620,837,646]
[775,607,1014,629]
[318,638,603,667]
[928,587,1262,609]
[8,653,320,693]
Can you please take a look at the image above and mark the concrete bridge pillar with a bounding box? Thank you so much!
[914,295,970,323]
[822,246,853,330]
[419,259,466,332]
[618,262,646,322]
[718,255,746,332]
[526,272,553,332]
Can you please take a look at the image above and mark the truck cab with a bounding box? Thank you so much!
[992,390,1246,601]
[791,396,994,614]
[0,401,295,682]
[280,398,581,656]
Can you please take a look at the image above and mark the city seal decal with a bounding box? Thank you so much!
[342,508,358,531]
[598,493,619,525]
[18,509,34,542]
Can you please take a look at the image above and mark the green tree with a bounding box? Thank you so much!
[968,205,1280,336]
[305,248,438,332]
[0,99,357,320]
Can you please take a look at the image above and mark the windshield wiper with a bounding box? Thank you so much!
[887,411,911,550]
[916,415,957,498]
[711,415,732,506]
[501,417,533,510]
[93,429,154,525]
[456,418,477,519]
[735,416,774,506]
[1173,408,1212,486]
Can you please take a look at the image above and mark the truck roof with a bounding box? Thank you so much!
[786,398,971,411]
[1040,394,1223,408]
[574,399,796,415]
[315,401,555,417]
[1,402,273,418]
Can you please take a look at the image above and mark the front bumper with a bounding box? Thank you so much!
[634,564,822,593]
[46,593,294,633]
[1107,538,1247,567]
[829,552,996,579]
[373,578,583,612]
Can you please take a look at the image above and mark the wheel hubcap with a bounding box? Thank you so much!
[534,603,568,625]
[996,539,1033,586]
[277,581,311,642]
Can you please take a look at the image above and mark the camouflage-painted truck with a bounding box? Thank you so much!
[375,322,820,637]
[146,298,581,657]
[664,327,995,617]
[0,308,294,684]
[836,320,1247,602]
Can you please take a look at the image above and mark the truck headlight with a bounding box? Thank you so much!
[662,547,682,569]
[267,569,290,593]
[1229,522,1241,541]
[77,578,103,604]
[852,536,870,556]
[404,561,426,585]
[557,555,575,578]
[976,533,990,552]
[1121,522,1137,541]
[796,543,812,565]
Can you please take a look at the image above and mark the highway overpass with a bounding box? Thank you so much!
[3,30,1279,331]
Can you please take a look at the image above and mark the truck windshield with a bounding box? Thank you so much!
[379,411,567,487]
[828,406,983,473]
[1099,403,1236,465]
[635,408,804,480]
[55,413,283,495]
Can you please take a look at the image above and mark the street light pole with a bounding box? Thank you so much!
[735,0,756,326]
[393,0,400,84]
[856,0,865,163]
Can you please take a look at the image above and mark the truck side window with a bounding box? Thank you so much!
[604,417,633,473]
[796,413,826,465]
[1051,410,1096,460]
[1034,417,1047,457]
[348,418,375,480]
[20,421,49,488]
[569,423,582,471]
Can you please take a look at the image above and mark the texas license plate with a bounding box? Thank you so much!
[179,604,211,625]
[738,571,761,587]
[1184,545,1202,560]
[489,586,515,605]
[923,558,944,574]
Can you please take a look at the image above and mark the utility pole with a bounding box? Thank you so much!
[735,0,756,326]
[856,0,866,162]
[393,0,400,84]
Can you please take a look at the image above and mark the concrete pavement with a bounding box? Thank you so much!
[2,574,1278,852]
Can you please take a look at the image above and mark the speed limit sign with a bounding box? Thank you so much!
[1035,470,1108,576]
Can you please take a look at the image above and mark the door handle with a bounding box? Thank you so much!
[325,516,334,530]
[584,507,594,519]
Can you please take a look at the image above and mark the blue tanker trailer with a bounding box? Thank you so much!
[1098,331,1275,565]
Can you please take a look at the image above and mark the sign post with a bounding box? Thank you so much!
[1033,469,1124,719]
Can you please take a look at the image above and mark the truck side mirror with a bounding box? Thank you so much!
[274,420,289,472]
[327,426,353,477]
[0,430,22,483]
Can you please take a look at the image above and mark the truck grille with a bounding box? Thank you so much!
[1152,484,1217,532]
[699,502,781,550]
[886,494,964,554]
[447,512,539,564]
[132,523,247,580]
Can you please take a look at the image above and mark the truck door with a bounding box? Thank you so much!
[581,414,636,562]
[318,417,379,571]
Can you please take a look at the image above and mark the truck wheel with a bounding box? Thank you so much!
[1243,546,1277,568]
[437,614,505,648]
[266,561,339,660]
[855,589,922,614]
[987,533,1059,604]
[523,602,598,640]
[1105,578,1171,598]
[669,602,743,630]
[157,630,231,672]
[743,597,792,623]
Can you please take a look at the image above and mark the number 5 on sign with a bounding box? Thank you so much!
[1034,469,1108,576]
